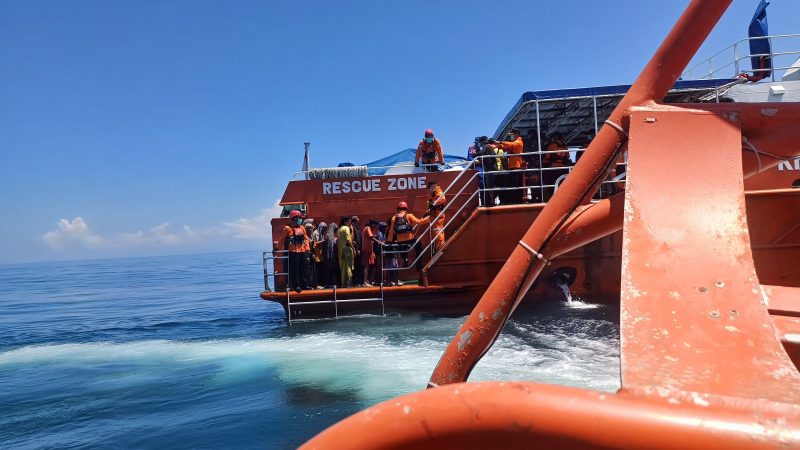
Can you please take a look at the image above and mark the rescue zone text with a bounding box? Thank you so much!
[322,176,428,195]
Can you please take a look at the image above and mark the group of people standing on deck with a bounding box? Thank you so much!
[280,179,447,293]
[468,128,579,205]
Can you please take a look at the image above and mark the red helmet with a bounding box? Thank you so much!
[289,210,302,219]
[398,201,408,210]
[424,129,434,137]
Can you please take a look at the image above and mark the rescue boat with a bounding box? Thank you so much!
[288,0,800,447]
[260,4,800,324]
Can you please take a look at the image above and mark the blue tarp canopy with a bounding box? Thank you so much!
[359,148,467,176]
[494,78,737,138]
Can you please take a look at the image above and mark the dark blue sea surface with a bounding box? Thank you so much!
[0,251,620,449]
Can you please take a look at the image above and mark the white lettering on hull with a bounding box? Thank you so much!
[322,176,427,196]
[777,158,800,171]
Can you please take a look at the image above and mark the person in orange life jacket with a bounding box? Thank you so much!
[283,210,312,293]
[497,128,524,204]
[387,201,426,278]
[415,129,444,172]
[523,129,543,203]
[423,180,447,251]
[542,132,572,201]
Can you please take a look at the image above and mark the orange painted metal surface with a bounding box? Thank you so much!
[620,106,800,401]
[429,0,734,387]
[301,0,800,447]
[746,189,800,287]
[302,381,800,450]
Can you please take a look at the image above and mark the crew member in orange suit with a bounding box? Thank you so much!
[388,201,426,277]
[423,180,447,251]
[415,129,444,172]
[283,210,312,292]
[498,128,524,204]
[543,132,572,200]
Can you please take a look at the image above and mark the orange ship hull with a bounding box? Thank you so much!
[299,0,800,447]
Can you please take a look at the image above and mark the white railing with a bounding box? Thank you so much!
[681,34,800,82]
[380,149,627,280]
[264,149,628,291]
[289,161,471,181]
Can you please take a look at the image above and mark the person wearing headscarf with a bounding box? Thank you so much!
[304,222,317,288]
[361,219,378,286]
[323,223,339,288]
[351,216,363,286]
[312,222,327,288]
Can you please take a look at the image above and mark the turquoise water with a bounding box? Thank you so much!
[0,251,620,449]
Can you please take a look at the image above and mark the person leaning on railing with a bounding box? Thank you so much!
[415,129,444,172]
[481,143,504,207]
[542,132,572,201]
[496,128,524,205]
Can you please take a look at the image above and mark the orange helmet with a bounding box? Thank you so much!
[398,201,408,210]
[424,129,434,137]
[289,210,302,219]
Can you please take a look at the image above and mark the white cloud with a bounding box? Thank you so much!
[41,200,283,252]
[41,217,106,249]
[120,222,202,245]
[222,200,283,240]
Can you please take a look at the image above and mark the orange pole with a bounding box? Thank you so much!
[429,0,733,386]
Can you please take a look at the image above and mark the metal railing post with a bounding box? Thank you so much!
[536,100,545,203]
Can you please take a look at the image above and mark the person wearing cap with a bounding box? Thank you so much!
[388,201,426,279]
[415,129,444,172]
[283,210,311,292]
[497,128,525,204]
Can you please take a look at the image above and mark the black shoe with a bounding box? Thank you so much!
[294,288,302,293]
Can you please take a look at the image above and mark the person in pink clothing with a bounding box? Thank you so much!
[361,219,378,286]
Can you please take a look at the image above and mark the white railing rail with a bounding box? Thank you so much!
[288,161,471,181]
[681,33,800,82]
[380,149,627,279]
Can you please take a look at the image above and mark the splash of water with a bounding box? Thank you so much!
[557,281,600,309]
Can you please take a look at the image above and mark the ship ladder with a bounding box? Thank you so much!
[286,283,386,324]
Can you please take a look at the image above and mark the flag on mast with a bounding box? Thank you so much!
[747,0,771,81]
[302,142,310,180]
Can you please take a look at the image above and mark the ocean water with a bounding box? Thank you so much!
[0,251,620,449]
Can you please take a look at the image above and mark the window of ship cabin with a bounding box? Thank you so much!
[280,204,307,218]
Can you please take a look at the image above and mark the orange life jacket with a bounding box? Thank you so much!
[388,211,422,243]
[500,137,524,169]
[428,186,446,213]
[284,225,310,253]
[415,139,443,165]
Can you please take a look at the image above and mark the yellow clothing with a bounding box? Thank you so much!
[337,225,352,253]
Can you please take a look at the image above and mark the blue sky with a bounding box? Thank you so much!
[1,0,797,263]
